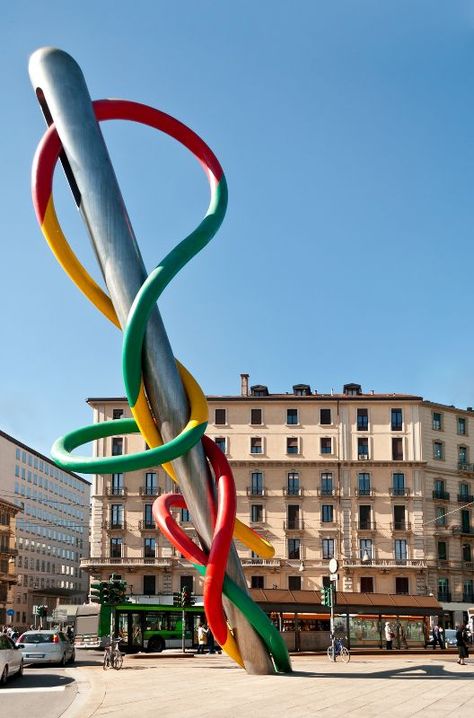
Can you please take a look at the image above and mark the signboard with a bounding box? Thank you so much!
[6,609,15,617]
[32,605,39,615]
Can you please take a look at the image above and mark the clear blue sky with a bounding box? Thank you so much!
[2,1,474,459]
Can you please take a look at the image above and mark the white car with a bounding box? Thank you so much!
[0,633,24,684]
[16,630,75,666]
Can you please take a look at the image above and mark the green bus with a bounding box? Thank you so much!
[74,602,205,653]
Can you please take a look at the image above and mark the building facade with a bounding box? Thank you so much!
[0,498,20,625]
[0,430,91,626]
[84,377,474,626]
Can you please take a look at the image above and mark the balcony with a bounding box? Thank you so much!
[437,590,452,603]
[246,487,267,498]
[452,526,474,536]
[317,488,337,497]
[103,520,126,531]
[458,494,474,503]
[432,490,450,501]
[434,522,450,532]
[138,520,156,531]
[357,521,377,532]
[283,520,304,531]
[355,488,375,497]
[81,556,173,569]
[390,522,412,532]
[463,591,474,603]
[283,487,304,497]
[106,487,128,497]
[389,487,410,497]
[139,486,161,498]
[458,463,474,474]
[241,558,281,568]
[343,557,426,569]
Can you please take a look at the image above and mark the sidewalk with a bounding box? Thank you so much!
[64,652,474,718]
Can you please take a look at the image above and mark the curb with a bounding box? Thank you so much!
[60,668,106,718]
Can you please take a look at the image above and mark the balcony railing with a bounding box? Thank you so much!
[390,522,412,532]
[139,486,161,497]
[463,592,474,603]
[283,520,304,531]
[458,462,474,473]
[343,557,426,569]
[317,488,337,497]
[452,526,474,536]
[138,520,156,531]
[241,558,281,567]
[103,520,126,531]
[437,590,452,602]
[246,487,267,497]
[432,490,450,501]
[357,521,376,531]
[283,487,304,497]
[81,556,173,568]
[355,488,375,497]
[458,494,474,503]
[106,486,128,497]
[389,487,410,497]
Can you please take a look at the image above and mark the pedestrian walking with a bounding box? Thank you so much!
[196,622,208,654]
[207,628,222,654]
[456,623,469,665]
[384,621,393,650]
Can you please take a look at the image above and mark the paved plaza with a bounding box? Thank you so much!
[66,653,474,718]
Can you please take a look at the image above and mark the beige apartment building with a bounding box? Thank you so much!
[0,431,91,626]
[84,376,474,626]
[0,498,20,626]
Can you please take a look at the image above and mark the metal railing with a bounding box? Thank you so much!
[103,520,126,530]
[81,556,173,567]
[390,522,412,532]
[139,486,161,497]
[458,494,474,503]
[452,525,474,535]
[283,487,304,497]
[246,487,267,497]
[138,520,156,531]
[241,558,281,567]
[389,487,410,496]
[106,487,128,497]
[357,521,376,531]
[283,520,305,531]
[355,488,375,497]
[433,490,450,500]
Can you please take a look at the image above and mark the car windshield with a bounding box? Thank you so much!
[19,633,56,644]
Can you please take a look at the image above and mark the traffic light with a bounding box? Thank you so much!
[37,604,48,618]
[320,587,332,607]
[181,587,195,607]
[90,581,105,604]
[108,574,128,605]
[173,592,182,607]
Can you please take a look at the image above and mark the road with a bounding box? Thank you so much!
[0,649,102,718]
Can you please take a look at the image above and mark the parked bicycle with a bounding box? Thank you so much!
[103,636,123,670]
[327,637,350,663]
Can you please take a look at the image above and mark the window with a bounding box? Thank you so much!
[357,438,369,459]
[250,408,262,426]
[288,538,300,560]
[435,507,447,526]
[144,537,156,558]
[110,537,122,558]
[433,441,444,460]
[287,437,299,454]
[112,438,123,456]
[321,505,334,523]
[215,437,226,453]
[251,576,264,589]
[357,408,368,431]
[250,472,263,496]
[111,473,124,495]
[437,541,447,561]
[438,577,450,600]
[461,509,471,532]
[320,473,333,496]
[214,408,226,425]
[392,438,403,461]
[180,575,193,592]
[393,505,406,530]
[287,472,300,495]
[358,473,371,495]
[143,575,156,595]
[391,408,403,431]
[112,409,123,420]
[394,539,408,563]
[463,580,474,602]
[433,479,448,500]
[457,417,467,436]
[432,412,442,431]
[287,505,300,529]
[145,472,157,495]
[392,473,405,495]
[360,577,374,593]
[320,409,332,425]
[144,504,153,528]
[251,504,263,523]
[459,482,471,499]
[250,437,263,454]
[459,446,469,464]
[320,437,332,454]
[462,543,471,562]
[287,409,298,425]
[359,538,373,560]
[110,504,123,528]
[359,505,371,530]
[288,575,301,591]
[181,509,190,523]
[322,538,334,559]
[395,577,409,595]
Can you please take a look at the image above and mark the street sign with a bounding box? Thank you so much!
[328,558,339,574]
[6,609,14,617]
[330,573,338,582]
[32,605,39,615]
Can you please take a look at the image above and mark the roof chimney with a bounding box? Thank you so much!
[240,373,250,397]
